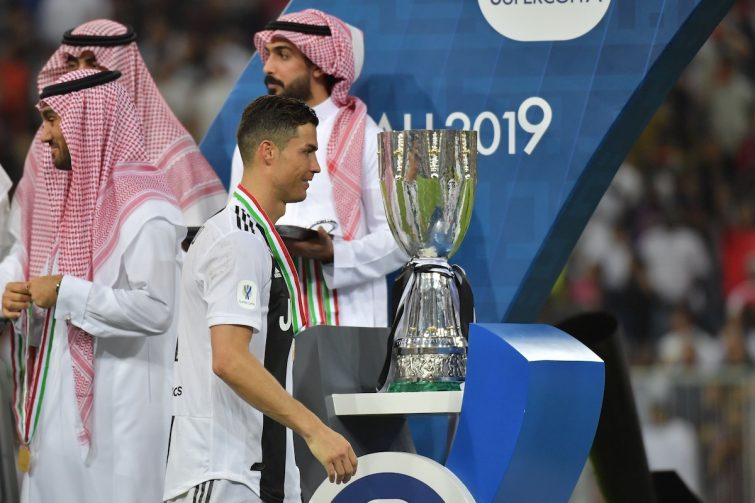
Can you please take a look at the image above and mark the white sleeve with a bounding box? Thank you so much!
[0,238,25,296]
[56,218,179,338]
[8,196,21,243]
[0,190,12,258]
[198,229,270,331]
[322,119,408,290]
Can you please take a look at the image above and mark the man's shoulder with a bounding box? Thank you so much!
[193,204,270,256]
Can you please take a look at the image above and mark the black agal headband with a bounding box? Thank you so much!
[262,20,332,37]
[61,26,137,46]
[40,71,122,99]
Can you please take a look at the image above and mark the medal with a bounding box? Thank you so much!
[10,307,56,473]
[17,444,30,473]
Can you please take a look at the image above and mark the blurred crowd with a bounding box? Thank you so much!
[544,1,755,374]
[548,3,755,501]
[0,0,287,185]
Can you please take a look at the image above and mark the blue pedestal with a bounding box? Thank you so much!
[298,323,604,501]
[408,415,451,464]
[446,323,604,503]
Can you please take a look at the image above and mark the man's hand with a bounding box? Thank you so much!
[283,227,334,263]
[2,282,31,319]
[305,423,358,484]
[28,275,64,309]
[211,325,357,484]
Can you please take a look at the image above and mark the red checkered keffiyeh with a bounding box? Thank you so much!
[14,18,225,282]
[39,69,180,448]
[255,9,367,240]
[15,138,57,279]
[35,19,226,225]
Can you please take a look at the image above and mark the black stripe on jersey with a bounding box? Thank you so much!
[204,480,215,502]
[234,205,256,234]
[166,416,175,463]
[187,480,216,503]
[258,261,295,503]
[192,482,203,503]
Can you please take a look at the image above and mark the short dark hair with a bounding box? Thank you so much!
[236,95,319,166]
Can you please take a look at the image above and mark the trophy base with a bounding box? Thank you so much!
[387,381,462,392]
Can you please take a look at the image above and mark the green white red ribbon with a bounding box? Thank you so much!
[10,306,56,448]
[233,185,308,334]
[298,257,340,326]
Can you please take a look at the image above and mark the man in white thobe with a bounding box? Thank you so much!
[1,68,184,503]
[230,9,406,328]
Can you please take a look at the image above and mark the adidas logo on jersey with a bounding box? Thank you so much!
[274,267,282,278]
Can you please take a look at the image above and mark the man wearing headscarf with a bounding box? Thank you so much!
[230,9,406,328]
[9,19,225,274]
[1,69,184,503]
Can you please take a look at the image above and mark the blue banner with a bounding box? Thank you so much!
[200,0,733,323]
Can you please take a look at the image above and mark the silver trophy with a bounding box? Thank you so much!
[378,129,477,392]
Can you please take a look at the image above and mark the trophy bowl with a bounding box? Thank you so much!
[378,129,477,392]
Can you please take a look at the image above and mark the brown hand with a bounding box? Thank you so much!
[28,275,63,309]
[2,282,31,319]
[282,227,334,263]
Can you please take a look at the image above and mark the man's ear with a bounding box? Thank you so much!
[312,66,324,79]
[259,139,277,165]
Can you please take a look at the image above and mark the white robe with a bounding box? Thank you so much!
[231,98,407,327]
[0,164,17,501]
[0,165,13,258]
[2,204,182,503]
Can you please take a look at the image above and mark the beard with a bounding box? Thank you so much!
[49,143,72,171]
[265,73,313,102]
[53,155,72,171]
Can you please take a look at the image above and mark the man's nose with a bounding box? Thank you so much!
[311,157,321,173]
[263,58,274,75]
[39,125,52,143]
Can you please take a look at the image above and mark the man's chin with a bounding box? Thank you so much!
[53,157,72,171]
[287,193,307,204]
